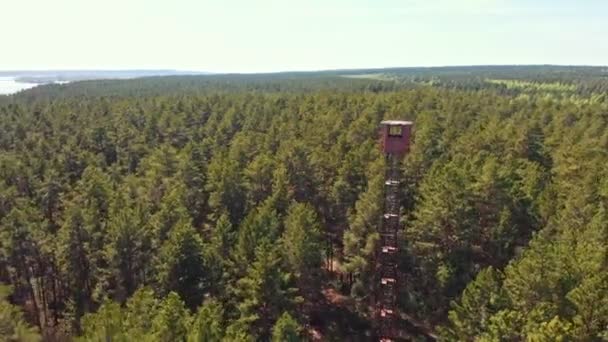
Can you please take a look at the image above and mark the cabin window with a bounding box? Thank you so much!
[388,125,403,137]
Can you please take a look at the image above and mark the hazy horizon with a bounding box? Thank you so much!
[3,0,607,73]
[2,64,607,75]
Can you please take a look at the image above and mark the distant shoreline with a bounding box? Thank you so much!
[0,70,208,95]
[0,77,40,95]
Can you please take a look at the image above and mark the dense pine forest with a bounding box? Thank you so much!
[0,66,607,341]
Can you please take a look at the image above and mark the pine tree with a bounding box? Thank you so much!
[233,202,280,271]
[206,212,235,296]
[271,312,302,342]
[265,163,294,217]
[440,267,508,340]
[0,284,41,342]
[0,201,46,326]
[477,309,525,341]
[57,204,94,332]
[77,166,113,304]
[188,299,225,342]
[567,274,608,339]
[223,320,254,342]
[277,141,317,204]
[152,292,190,342]
[210,212,235,259]
[206,153,246,225]
[343,156,383,308]
[281,202,323,298]
[234,243,300,340]
[36,169,63,232]
[244,153,276,206]
[526,316,574,342]
[149,182,190,248]
[79,300,125,342]
[157,221,208,310]
[120,287,158,339]
[103,201,148,301]
[182,143,208,228]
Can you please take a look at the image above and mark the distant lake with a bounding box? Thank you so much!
[0,77,39,95]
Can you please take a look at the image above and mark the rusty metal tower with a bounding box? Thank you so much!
[377,120,413,341]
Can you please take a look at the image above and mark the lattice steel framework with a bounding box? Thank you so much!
[377,153,402,341]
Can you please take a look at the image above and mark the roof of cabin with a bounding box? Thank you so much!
[380,120,413,126]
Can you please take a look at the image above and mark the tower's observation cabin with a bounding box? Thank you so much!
[377,120,413,341]
[380,120,413,156]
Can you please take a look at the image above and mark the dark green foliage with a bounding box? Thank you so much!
[0,284,41,342]
[123,287,158,339]
[439,267,508,340]
[151,292,191,341]
[57,205,94,331]
[188,299,224,342]
[0,68,606,340]
[103,197,149,301]
[343,157,384,309]
[234,243,301,340]
[281,202,323,296]
[157,221,208,310]
[79,301,125,342]
[233,202,281,270]
[272,312,302,342]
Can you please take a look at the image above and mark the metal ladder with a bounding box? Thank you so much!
[377,153,401,341]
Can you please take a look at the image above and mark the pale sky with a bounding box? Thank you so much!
[2,0,607,73]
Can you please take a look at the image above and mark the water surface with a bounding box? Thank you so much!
[0,77,39,95]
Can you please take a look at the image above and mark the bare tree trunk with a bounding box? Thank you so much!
[51,266,59,326]
[26,267,42,329]
[39,271,48,328]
